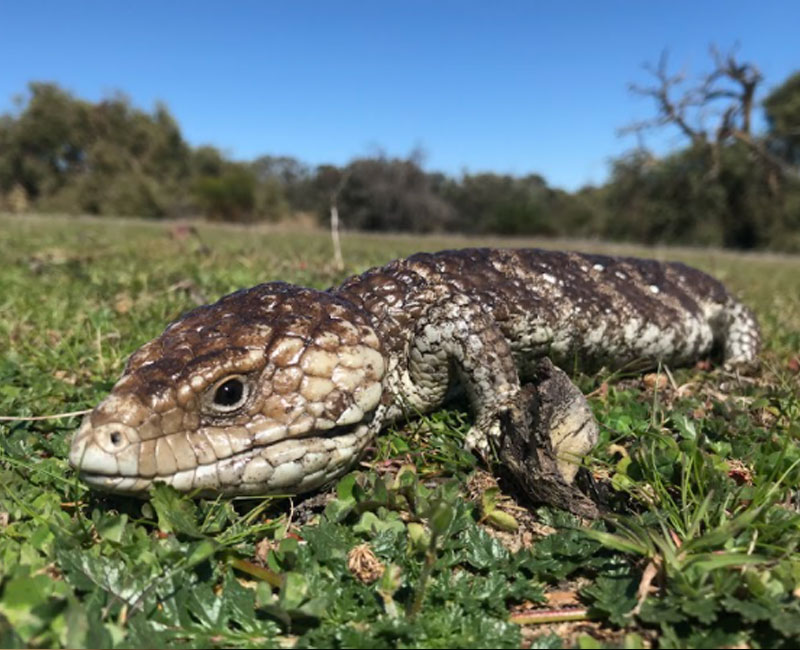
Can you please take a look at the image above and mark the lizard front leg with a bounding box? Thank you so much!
[390,288,601,516]
[388,289,524,454]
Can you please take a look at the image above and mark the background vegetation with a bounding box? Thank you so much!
[1,50,799,250]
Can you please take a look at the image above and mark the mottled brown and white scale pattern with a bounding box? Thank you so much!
[69,248,760,496]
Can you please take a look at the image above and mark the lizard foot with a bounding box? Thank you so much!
[497,359,602,519]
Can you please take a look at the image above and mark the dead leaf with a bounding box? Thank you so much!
[347,543,384,584]
[727,459,753,485]
[643,373,667,390]
[629,556,661,618]
[114,293,133,314]
[255,537,273,565]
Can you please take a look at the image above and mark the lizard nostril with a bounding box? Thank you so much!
[109,431,122,446]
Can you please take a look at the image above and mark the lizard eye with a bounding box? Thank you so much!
[207,376,249,413]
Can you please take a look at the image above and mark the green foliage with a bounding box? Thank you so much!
[0,84,195,218]
[584,358,800,646]
[603,142,800,251]
[444,173,551,235]
[2,202,800,648]
[3,71,800,250]
[193,164,258,222]
[604,148,725,247]
[0,84,289,222]
[332,154,458,233]
[765,71,800,167]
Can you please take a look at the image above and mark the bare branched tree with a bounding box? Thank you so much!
[621,50,710,148]
[621,46,788,192]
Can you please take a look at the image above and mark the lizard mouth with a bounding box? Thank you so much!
[74,421,373,497]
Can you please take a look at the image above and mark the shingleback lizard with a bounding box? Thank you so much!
[69,248,760,514]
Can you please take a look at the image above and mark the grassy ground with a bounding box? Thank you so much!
[1,213,799,649]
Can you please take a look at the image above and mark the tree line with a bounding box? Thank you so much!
[1,50,799,251]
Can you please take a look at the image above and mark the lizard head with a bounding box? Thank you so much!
[69,283,386,496]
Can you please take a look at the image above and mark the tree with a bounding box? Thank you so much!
[0,83,195,217]
[332,154,457,232]
[0,83,90,203]
[622,48,791,192]
[605,149,731,246]
[613,48,799,249]
[192,159,258,222]
[764,71,800,167]
[250,155,320,214]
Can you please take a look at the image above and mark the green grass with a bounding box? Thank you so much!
[1,213,800,648]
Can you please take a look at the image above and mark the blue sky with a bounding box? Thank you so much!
[2,1,798,190]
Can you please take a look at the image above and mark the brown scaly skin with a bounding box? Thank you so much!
[70,248,760,516]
